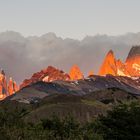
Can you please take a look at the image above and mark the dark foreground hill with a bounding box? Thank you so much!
[1,75,140,122]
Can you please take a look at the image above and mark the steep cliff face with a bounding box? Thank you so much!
[116,59,130,76]
[18,46,140,93]
[99,46,140,77]
[126,46,140,59]
[20,65,84,89]
[20,46,140,91]
[69,65,84,80]
[0,70,18,100]
[0,70,7,99]
[8,77,19,95]
[20,66,70,89]
[99,50,117,76]
[125,46,140,76]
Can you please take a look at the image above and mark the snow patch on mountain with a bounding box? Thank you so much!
[132,63,140,72]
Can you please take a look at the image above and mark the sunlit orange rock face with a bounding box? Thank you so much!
[19,46,140,90]
[99,50,117,76]
[0,70,18,100]
[69,65,84,80]
[8,77,19,95]
[20,66,70,89]
[125,56,140,76]
[125,46,140,76]
[0,70,7,100]
[99,50,130,77]
[116,59,130,76]
[99,46,140,77]
[20,65,84,89]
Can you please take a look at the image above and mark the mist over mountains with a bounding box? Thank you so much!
[1,31,140,83]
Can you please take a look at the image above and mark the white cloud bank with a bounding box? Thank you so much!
[0,31,140,84]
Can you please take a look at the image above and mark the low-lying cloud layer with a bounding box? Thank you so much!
[0,31,140,84]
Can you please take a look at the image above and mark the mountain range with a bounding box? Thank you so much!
[1,31,140,83]
[0,34,140,121]
[0,70,18,100]
[2,74,140,122]
[99,46,140,77]
[0,45,140,100]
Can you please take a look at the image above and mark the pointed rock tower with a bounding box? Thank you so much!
[0,69,7,99]
[8,77,19,95]
[99,50,117,76]
[125,46,140,76]
[69,65,84,80]
[0,69,19,100]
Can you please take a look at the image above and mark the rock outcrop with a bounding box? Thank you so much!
[69,65,84,80]
[0,70,18,100]
[18,46,140,92]
[116,59,130,76]
[8,77,19,95]
[125,46,140,76]
[0,70,7,99]
[99,46,140,77]
[99,50,117,76]
[20,66,70,89]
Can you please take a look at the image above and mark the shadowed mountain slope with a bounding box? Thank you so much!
[1,75,140,122]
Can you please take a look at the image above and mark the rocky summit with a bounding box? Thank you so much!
[69,65,84,80]
[20,66,70,89]
[125,46,140,76]
[1,46,140,123]
[99,50,117,76]
[0,70,18,100]
[2,46,140,100]
[2,74,140,122]
[99,46,140,77]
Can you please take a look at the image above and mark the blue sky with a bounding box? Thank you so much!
[0,0,140,39]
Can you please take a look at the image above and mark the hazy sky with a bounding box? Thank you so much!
[0,0,140,39]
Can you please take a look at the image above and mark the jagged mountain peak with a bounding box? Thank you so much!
[99,50,117,76]
[69,65,84,80]
[8,78,19,96]
[99,46,140,77]
[0,69,5,75]
[125,46,140,76]
[107,49,114,55]
[0,70,18,100]
[42,66,61,73]
[20,66,70,89]
[126,46,140,59]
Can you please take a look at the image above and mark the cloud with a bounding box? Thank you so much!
[0,31,140,84]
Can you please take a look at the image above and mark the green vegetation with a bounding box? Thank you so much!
[0,101,140,139]
[81,99,107,108]
[95,101,140,140]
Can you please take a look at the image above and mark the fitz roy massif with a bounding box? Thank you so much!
[0,45,140,101]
